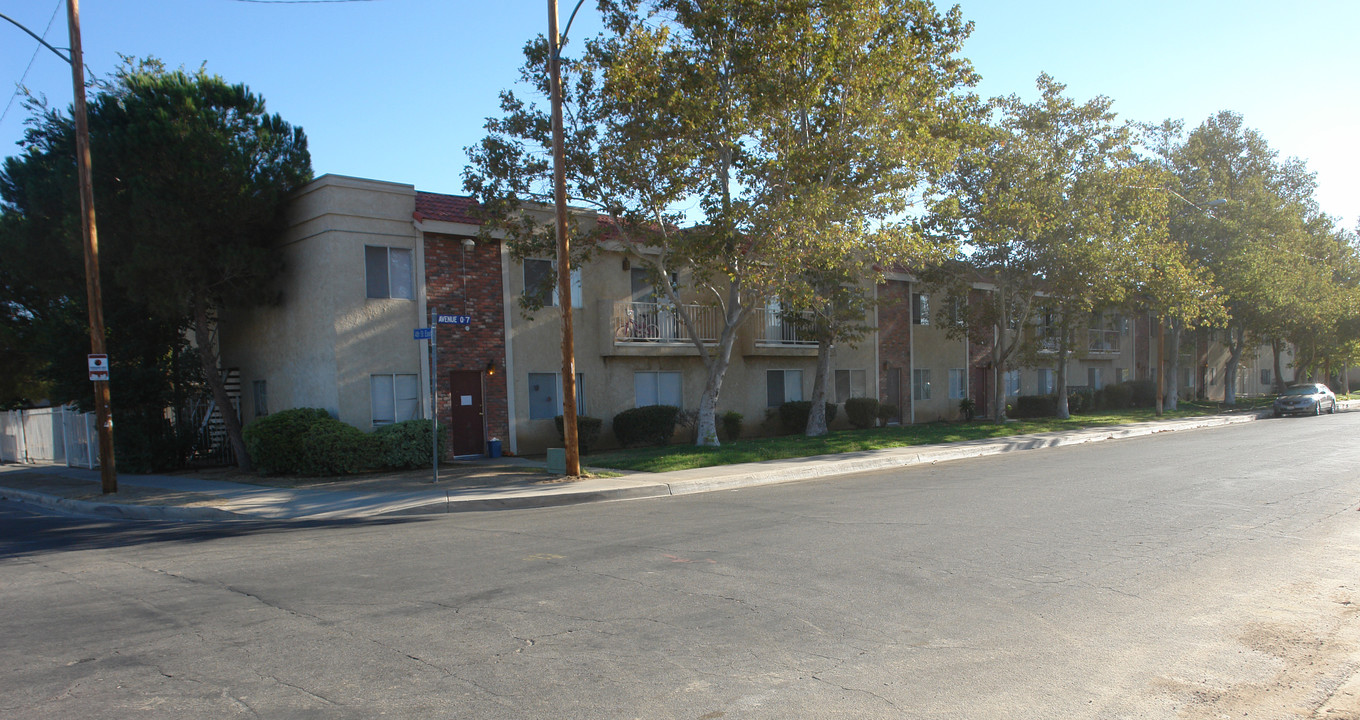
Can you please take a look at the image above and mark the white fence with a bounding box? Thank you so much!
[0,406,100,469]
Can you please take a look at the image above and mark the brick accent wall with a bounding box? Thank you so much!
[424,232,509,457]
[878,280,911,421]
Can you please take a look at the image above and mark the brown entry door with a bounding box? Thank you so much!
[448,371,485,456]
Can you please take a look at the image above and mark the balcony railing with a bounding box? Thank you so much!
[753,307,818,346]
[612,301,720,344]
[1035,328,1121,354]
[1087,329,1120,354]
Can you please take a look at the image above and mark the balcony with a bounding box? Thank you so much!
[753,307,817,347]
[604,301,718,356]
[1087,329,1121,355]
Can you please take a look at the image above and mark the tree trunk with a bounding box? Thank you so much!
[805,336,832,436]
[1223,325,1245,406]
[193,298,251,471]
[1267,338,1278,391]
[1164,320,1181,411]
[694,309,744,447]
[1055,341,1070,420]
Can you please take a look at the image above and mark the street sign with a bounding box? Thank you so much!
[436,314,472,325]
[88,354,109,382]
[413,327,432,340]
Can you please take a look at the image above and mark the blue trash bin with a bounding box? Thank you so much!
[487,439,502,458]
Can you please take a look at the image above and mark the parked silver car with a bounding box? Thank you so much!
[1272,383,1337,417]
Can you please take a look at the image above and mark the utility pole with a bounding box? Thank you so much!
[66,0,117,492]
[548,0,580,476]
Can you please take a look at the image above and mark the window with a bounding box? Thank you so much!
[912,368,931,401]
[1088,367,1103,390]
[834,369,867,402]
[911,292,929,325]
[1005,369,1020,397]
[948,369,966,400]
[767,369,803,406]
[1209,367,1217,384]
[524,259,582,308]
[371,373,420,426]
[948,297,965,327]
[365,246,413,299]
[1116,367,1129,384]
[527,372,587,420]
[1183,367,1194,388]
[1036,368,1054,395]
[635,371,682,408]
[1260,368,1272,386]
[252,380,268,418]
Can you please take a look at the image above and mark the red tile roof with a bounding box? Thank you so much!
[414,192,483,225]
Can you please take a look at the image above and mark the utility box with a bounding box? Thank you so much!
[546,448,566,474]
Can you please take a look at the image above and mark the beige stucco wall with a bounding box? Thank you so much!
[1202,340,1296,400]
[221,174,423,430]
[908,320,971,423]
[506,246,877,454]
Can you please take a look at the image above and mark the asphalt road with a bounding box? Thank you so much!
[3,413,1359,719]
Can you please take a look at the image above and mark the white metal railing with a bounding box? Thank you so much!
[1088,329,1121,353]
[612,301,721,344]
[754,307,817,346]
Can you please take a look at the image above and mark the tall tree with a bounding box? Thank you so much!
[924,74,1160,421]
[466,0,976,444]
[0,59,311,469]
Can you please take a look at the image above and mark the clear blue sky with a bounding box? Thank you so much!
[2,0,1356,229]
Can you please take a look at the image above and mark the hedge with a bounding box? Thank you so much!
[611,405,678,447]
[778,401,838,434]
[373,419,446,469]
[243,407,337,475]
[844,397,880,429]
[720,411,743,442]
[1011,394,1059,418]
[554,415,604,454]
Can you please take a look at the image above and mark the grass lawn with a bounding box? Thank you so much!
[584,398,1273,473]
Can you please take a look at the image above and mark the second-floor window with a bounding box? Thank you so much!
[524,259,582,308]
[912,293,929,325]
[366,246,413,299]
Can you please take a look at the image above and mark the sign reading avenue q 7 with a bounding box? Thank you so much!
[436,314,472,325]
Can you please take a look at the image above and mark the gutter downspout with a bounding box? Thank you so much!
[909,280,916,426]
[500,241,519,455]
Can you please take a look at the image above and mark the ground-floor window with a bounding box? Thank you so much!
[948,369,966,400]
[1036,368,1054,395]
[1088,367,1103,390]
[835,369,867,402]
[253,380,268,418]
[635,371,682,408]
[767,369,804,406]
[528,372,586,419]
[1004,369,1020,397]
[372,373,419,426]
[912,368,931,401]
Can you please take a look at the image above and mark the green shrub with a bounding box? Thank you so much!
[959,397,977,421]
[554,415,604,453]
[720,411,743,442]
[1098,382,1134,410]
[243,407,334,474]
[878,403,898,425]
[778,401,838,434]
[1067,388,1094,414]
[1128,379,1157,407]
[844,397,880,429]
[1011,394,1058,418]
[372,419,446,469]
[611,405,680,447]
[296,420,375,476]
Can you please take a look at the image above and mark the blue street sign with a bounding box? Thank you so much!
[413,327,432,340]
[436,314,472,325]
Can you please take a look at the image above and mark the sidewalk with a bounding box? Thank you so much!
[0,405,1328,521]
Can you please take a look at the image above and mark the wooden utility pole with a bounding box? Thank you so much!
[548,0,580,476]
[67,0,117,492]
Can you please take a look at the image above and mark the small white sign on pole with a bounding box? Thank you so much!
[88,354,109,382]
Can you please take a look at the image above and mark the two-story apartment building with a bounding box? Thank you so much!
[221,173,1302,460]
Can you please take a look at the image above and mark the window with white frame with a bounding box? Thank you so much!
[834,369,867,402]
[371,373,420,426]
[767,369,803,406]
[948,369,966,399]
[252,380,268,418]
[635,371,682,408]
[1260,368,1272,386]
[1005,369,1020,397]
[911,292,929,325]
[1116,367,1129,384]
[365,246,413,299]
[912,368,931,401]
[524,258,582,308]
[1036,368,1054,395]
[527,372,586,419]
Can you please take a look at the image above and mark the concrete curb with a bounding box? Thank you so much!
[0,486,242,522]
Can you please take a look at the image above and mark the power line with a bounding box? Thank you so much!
[0,1,65,129]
